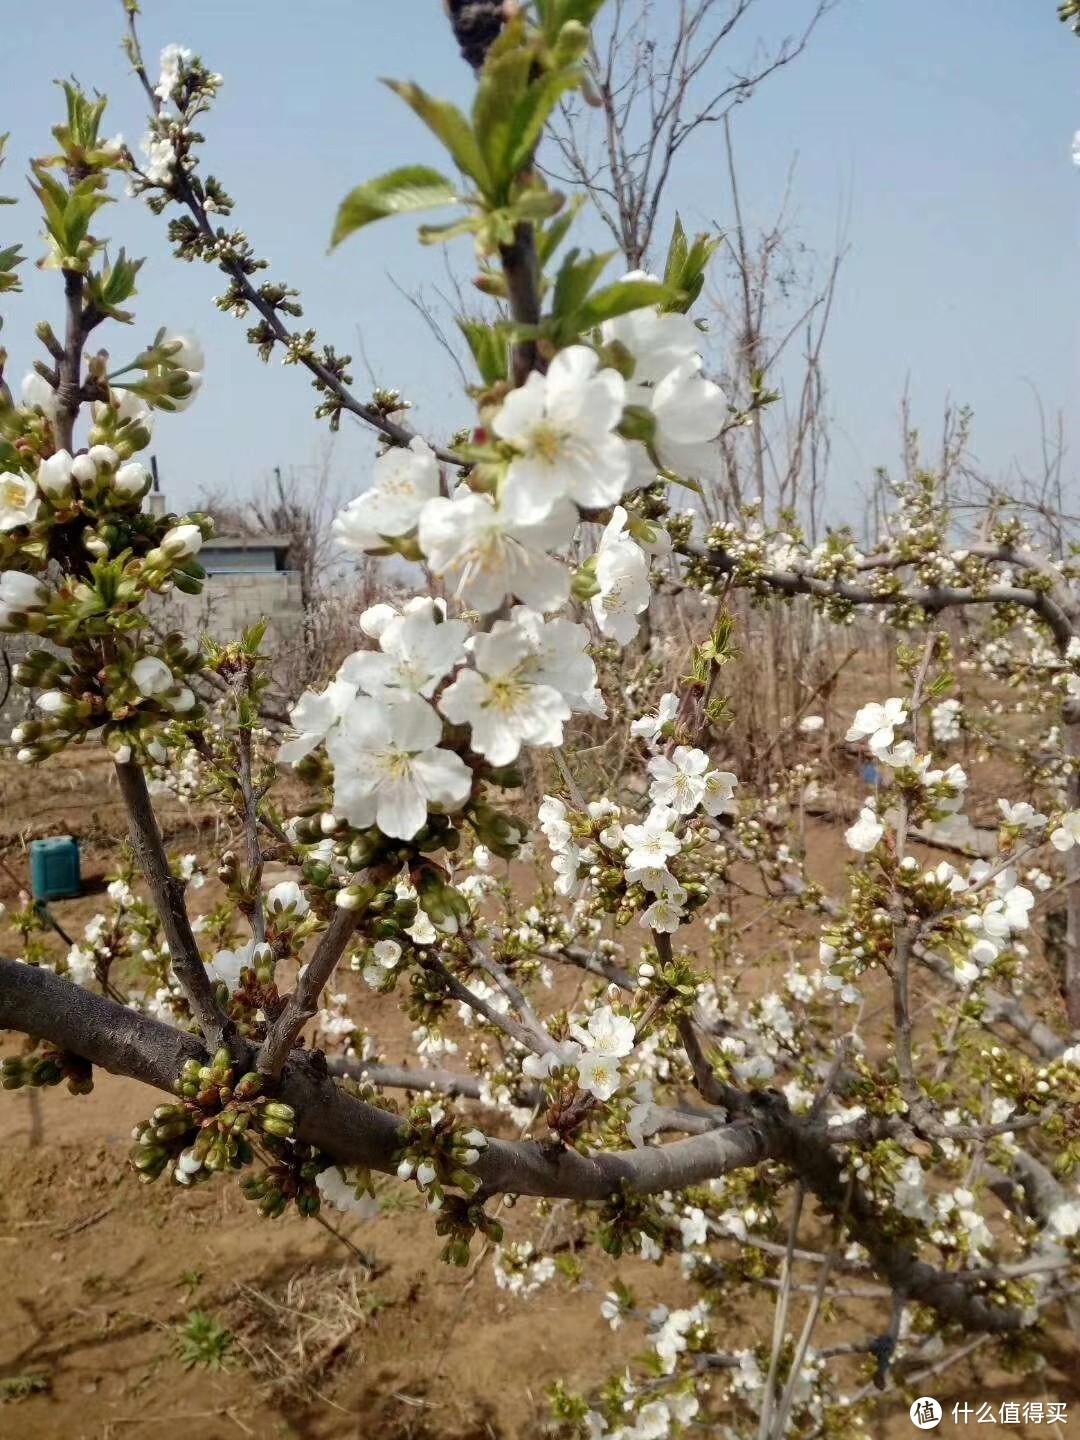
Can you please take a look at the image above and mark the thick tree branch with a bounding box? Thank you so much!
[0,958,1051,1332]
[686,540,1078,651]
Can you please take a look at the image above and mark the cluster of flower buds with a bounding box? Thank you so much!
[433,1191,504,1268]
[394,1101,489,1211]
[130,1049,295,1185]
[1,1047,93,1094]
[240,1139,324,1219]
[10,626,205,765]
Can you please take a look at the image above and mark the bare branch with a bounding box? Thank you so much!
[114,760,231,1051]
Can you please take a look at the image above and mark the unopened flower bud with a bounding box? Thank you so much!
[166,686,196,713]
[37,450,74,501]
[36,690,69,716]
[113,461,150,498]
[0,570,48,614]
[132,655,174,697]
[71,453,98,484]
[88,444,119,472]
[160,523,203,559]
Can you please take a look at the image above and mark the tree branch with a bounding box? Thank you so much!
[114,759,230,1050]
[257,881,386,1078]
[0,958,1050,1332]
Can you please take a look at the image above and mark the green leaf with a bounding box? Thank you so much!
[575,277,669,329]
[472,44,535,197]
[552,247,613,318]
[384,81,489,189]
[419,214,485,246]
[537,0,608,42]
[330,166,461,248]
[536,198,582,266]
[458,318,510,385]
[87,248,144,323]
[504,68,580,177]
[664,216,690,288]
[0,243,24,295]
[662,214,721,313]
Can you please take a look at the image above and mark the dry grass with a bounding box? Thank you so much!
[228,1262,387,1405]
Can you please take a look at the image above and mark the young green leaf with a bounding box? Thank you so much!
[383,81,489,190]
[662,214,721,313]
[331,166,462,248]
[552,247,613,318]
[458,318,510,385]
[574,277,669,329]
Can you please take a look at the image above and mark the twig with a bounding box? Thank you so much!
[114,759,230,1051]
[257,887,381,1077]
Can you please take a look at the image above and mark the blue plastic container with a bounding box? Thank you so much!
[29,836,82,902]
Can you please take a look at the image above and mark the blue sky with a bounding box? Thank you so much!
[2,1,1077,515]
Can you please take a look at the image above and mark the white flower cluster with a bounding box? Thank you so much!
[586,1391,699,1440]
[537,727,737,933]
[843,696,969,853]
[491,1240,556,1297]
[930,696,963,743]
[332,294,722,636]
[522,1003,636,1101]
[279,599,602,840]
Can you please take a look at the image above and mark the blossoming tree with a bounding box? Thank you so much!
[0,2,1078,1433]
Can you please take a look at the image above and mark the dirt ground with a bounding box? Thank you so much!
[3,1072,1077,1440]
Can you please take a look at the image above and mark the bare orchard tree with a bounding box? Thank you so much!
[548,0,837,269]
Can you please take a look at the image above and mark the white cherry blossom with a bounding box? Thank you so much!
[846,698,908,755]
[647,745,709,814]
[1051,811,1080,851]
[576,1051,622,1101]
[419,487,575,614]
[339,608,468,701]
[326,693,472,840]
[493,345,629,522]
[570,1005,635,1058]
[997,799,1046,829]
[591,505,652,644]
[334,437,440,552]
[845,805,885,853]
[0,471,40,531]
[506,606,604,716]
[623,806,681,872]
[702,768,739,817]
[631,692,679,747]
[438,621,571,765]
[278,678,356,764]
[641,887,688,932]
[601,286,702,384]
